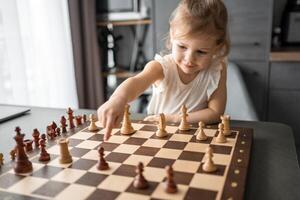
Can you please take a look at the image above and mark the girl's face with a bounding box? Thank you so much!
[171,32,217,75]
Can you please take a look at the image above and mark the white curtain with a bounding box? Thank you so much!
[0,0,78,108]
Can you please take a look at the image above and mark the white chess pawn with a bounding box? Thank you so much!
[121,104,135,135]
[221,115,231,136]
[88,114,99,132]
[196,121,207,141]
[216,123,227,143]
[156,113,168,138]
[179,105,190,131]
[202,147,217,172]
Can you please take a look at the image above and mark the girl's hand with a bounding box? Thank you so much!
[97,96,127,141]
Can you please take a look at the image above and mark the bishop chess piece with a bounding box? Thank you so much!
[13,126,33,174]
[156,113,168,138]
[88,114,99,132]
[164,165,177,193]
[97,147,109,170]
[67,107,75,129]
[60,116,68,133]
[196,121,207,141]
[120,104,135,135]
[32,128,40,149]
[39,139,50,162]
[221,115,231,136]
[133,162,149,189]
[179,105,190,131]
[216,123,227,143]
[57,138,72,164]
[202,147,217,172]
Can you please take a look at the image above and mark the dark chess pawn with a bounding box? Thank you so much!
[82,114,87,123]
[60,116,68,133]
[75,115,82,127]
[97,147,109,170]
[13,126,33,174]
[67,107,75,129]
[133,162,149,189]
[32,128,40,149]
[164,165,177,193]
[51,121,57,133]
[38,139,50,162]
[40,133,46,142]
[56,127,61,136]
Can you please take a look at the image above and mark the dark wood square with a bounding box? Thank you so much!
[81,127,104,133]
[68,138,84,147]
[190,136,213,144]
[113,164,136,177]
[30,154,58,164]
[126,181,159,195]
[197,163,226,176]
[87,134,104,141]
[32,165,62,179]
[124,137,147,145]
[0,190,43,200]
[69,159,97,170]
[32,181,69,197]
[150,133,172,140]
[162,171,194,185]
[133,146,160,156]
[184,187,217,200]
[140,125,157,131]
[178,151,205,162]
[163,141,187,150]
[97,142,119,151]
[69,147,90,157]
[175,129,197,135]
[86,189,119,200]
[105,152,131,163]
[75,172,108,187]
[147,158,175,168]
[0,173,25,189]
[210,144,232,155]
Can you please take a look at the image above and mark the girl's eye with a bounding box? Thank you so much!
[197,50,208,55]
[177,44,186,49]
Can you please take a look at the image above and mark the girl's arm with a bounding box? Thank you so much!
[98,60,164,140]
[162,61,227,124]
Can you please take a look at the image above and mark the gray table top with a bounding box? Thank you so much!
[0,107,300,199]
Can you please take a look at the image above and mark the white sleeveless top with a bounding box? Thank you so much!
[147,54,222,115]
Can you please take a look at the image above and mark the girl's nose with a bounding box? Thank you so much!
[184,52,194,65]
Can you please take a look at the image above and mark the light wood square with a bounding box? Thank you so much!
[98,175,133,192]
[10,162,45,175]
[142,139,167,148]
[75,140,102,149]
[205,153,231,165]
[8,176,48,195]
[82,149,110,161]
[155,148,181,159]
[131,123,145,130]
[47,145,73,155]
[211,137,236,147]
[123,154,153,166]
[165,125,179,133]
[70,132,95,140]
[47,157,79,168]
[184,143,209,153]
[113,144,140,154]
[51,168,86,183]
[143,167,165,182]
[98,128,120,135]
[190,173,224,191]
[55,183,96,200]
[169,134,193,142]
[107,135,129,143]
[116,192,150,200]
[173,160,200,173]
[151,183,188,200]
[201,129,217,137]
[88,162,121,175]
[132,130,154,138]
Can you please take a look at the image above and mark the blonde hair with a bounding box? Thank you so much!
[165,0,230,60]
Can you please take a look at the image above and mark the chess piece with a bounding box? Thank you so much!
[57,138,72,164]
[75,115,82,127]
[51,121,57,134]
[179,105,190,131]
[202,147,217,172]
[216,123,227,143]
[39,139,50,162]
[133,162,149,189]
[221,115,231,136]
[56,127,61,136]
[0,153,3,166]
[24,139,33,152]
[88,114,99,132]
[97,147,109,170]
[164,165,177,193]
[156,113,168,138]
[60,116,68,133]
[120,104,135,135]
[82,114,87,123]
[40,133,46,143]
[10,149,16,160]
[32,128,40,149]
[67,107,75,129]
[13,126,33,174]
[196,121,207,141]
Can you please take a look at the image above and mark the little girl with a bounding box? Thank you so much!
[98,0,230,140]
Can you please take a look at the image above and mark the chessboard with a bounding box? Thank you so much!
[0,116,253,200]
